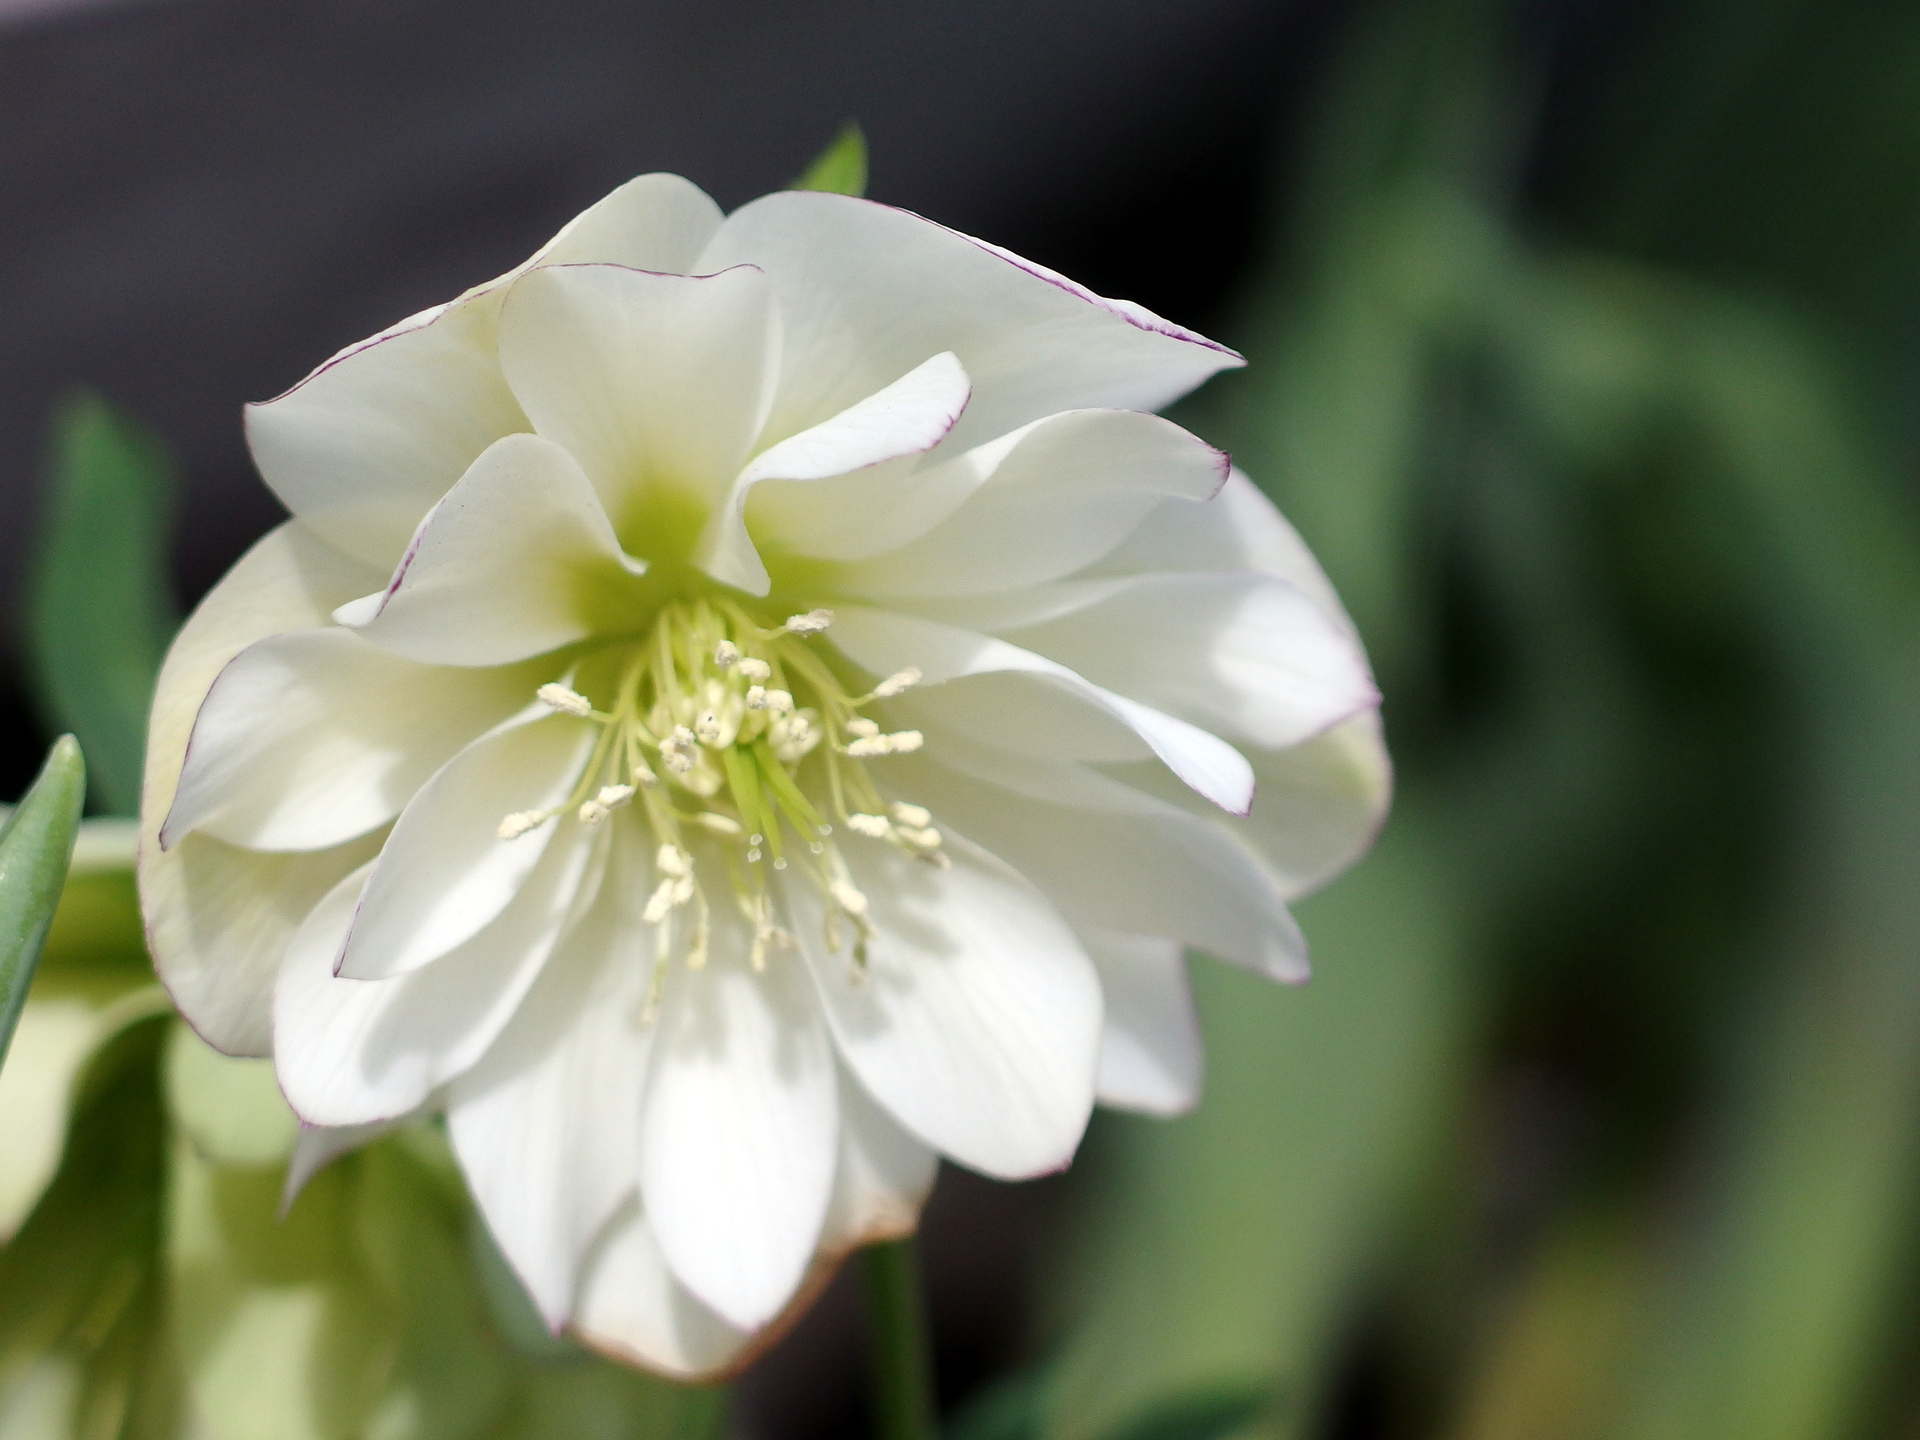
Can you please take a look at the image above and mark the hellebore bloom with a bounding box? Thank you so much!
[139,174,1389,1377]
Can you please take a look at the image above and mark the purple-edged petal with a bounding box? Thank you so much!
[161,629,535,851]
[523,173,724,275]
[140,521,388,1055]
[275,824,600,1127]
[245,300,528,569]
[699,351,971,594]
[830,606,1254,815]
[446,822,654,1326]
[831,410,1228,596]
[573,1200,751,1381]
[639,896,838,1331]
[819,1068,939,1254]
[786,828,1101,1180]
[338,714,595,980]
[700,191,1241,452]
[337,434,645,667]
[497,264,778,533]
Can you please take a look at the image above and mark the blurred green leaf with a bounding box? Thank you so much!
[0,735,87,1077]
[949,1368,1052,1440]
[1100,1386,1272,1440]
[28,390,180,816]
[791,122,869,197]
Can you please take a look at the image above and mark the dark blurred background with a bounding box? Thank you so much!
[8,2,1920,1438]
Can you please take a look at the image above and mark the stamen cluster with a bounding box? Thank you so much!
[497,600,942,1012]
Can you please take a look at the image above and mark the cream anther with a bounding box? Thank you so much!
[829,880,870,917]
[745,686,768,710]
[871,667,922,699]
[765,689,794,714]
[845,729,924,758]
[578,799,610,825]
[660,727,699,774]
[714,641,741,669]
[598,784,635,808]
[694,711,725,745]
[890,802,931,829]
[783,609,834,635]
[691,812,743,836]
[536,683,594,717]
[736,657,772,682]
[846,813,893,838]
[656,844,692,878]
[642,874,694,925]
[846,718,881,739]
[496,810,548,840]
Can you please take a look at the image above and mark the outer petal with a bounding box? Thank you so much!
[1093,469,1353,626]
[338,434,646,666]
[819,1068,940,1254]
[275,824,599,1126]
[572,1200,751,1381]
[140,521,388,1055]
[786,829,1101,1179]
[700,191,1241,452]
[830,606,1254,815]
[1077,928,1203,1116]
[1112,710,1394,902]
[161,629,536,851]
[246,175,725,569]
[338,714,595,980]
[446,822,654,1327]
[245,300,529,568]
[699,352,971,595]
[994,572,1378,752]
[639,899,839,1331]
[521,173,724,276]
[830,410,1228,596]
[498,264,779,530]
[896,743,1308,983]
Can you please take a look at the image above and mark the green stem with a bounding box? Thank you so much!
[861,1237,939,1440]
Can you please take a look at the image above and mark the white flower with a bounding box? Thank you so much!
[137,175,1389,1378]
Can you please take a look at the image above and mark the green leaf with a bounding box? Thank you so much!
[28,390,181,816]
[1100,1385,1273,1440]
[791,122,868,197]
[949,1369,1053,1440]
[0,735,88,1077]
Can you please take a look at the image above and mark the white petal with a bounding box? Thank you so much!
[339,434,645,666]
[830,605,1254,814]
[0,997,116,1238]
[699,352,972,595]
[161,629,536,851]
[896,742,1308,983]
[1078,928,1202,1116]
[338,714,596,980]
[639,907,838,1331]
[446,825,655,1326]
[1094,469,1354,626]
[498,264,778,530]
[572,1200,751,1381]
[700,191,1241,452]
[282,1119,395,1210]
[835,410,1228,597]
[787,828,1101,1179]
[275,825,599,1126]
[1113,710,1394,902]
[819,1067,939,1255]
[996,572,1378,751]
[140,521,387,1054]
[524,173,724,274]
[245,299,528,568]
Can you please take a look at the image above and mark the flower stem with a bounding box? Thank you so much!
[861,1237,939,1440]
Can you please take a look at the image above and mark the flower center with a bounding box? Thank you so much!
[494,598,941,1015]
